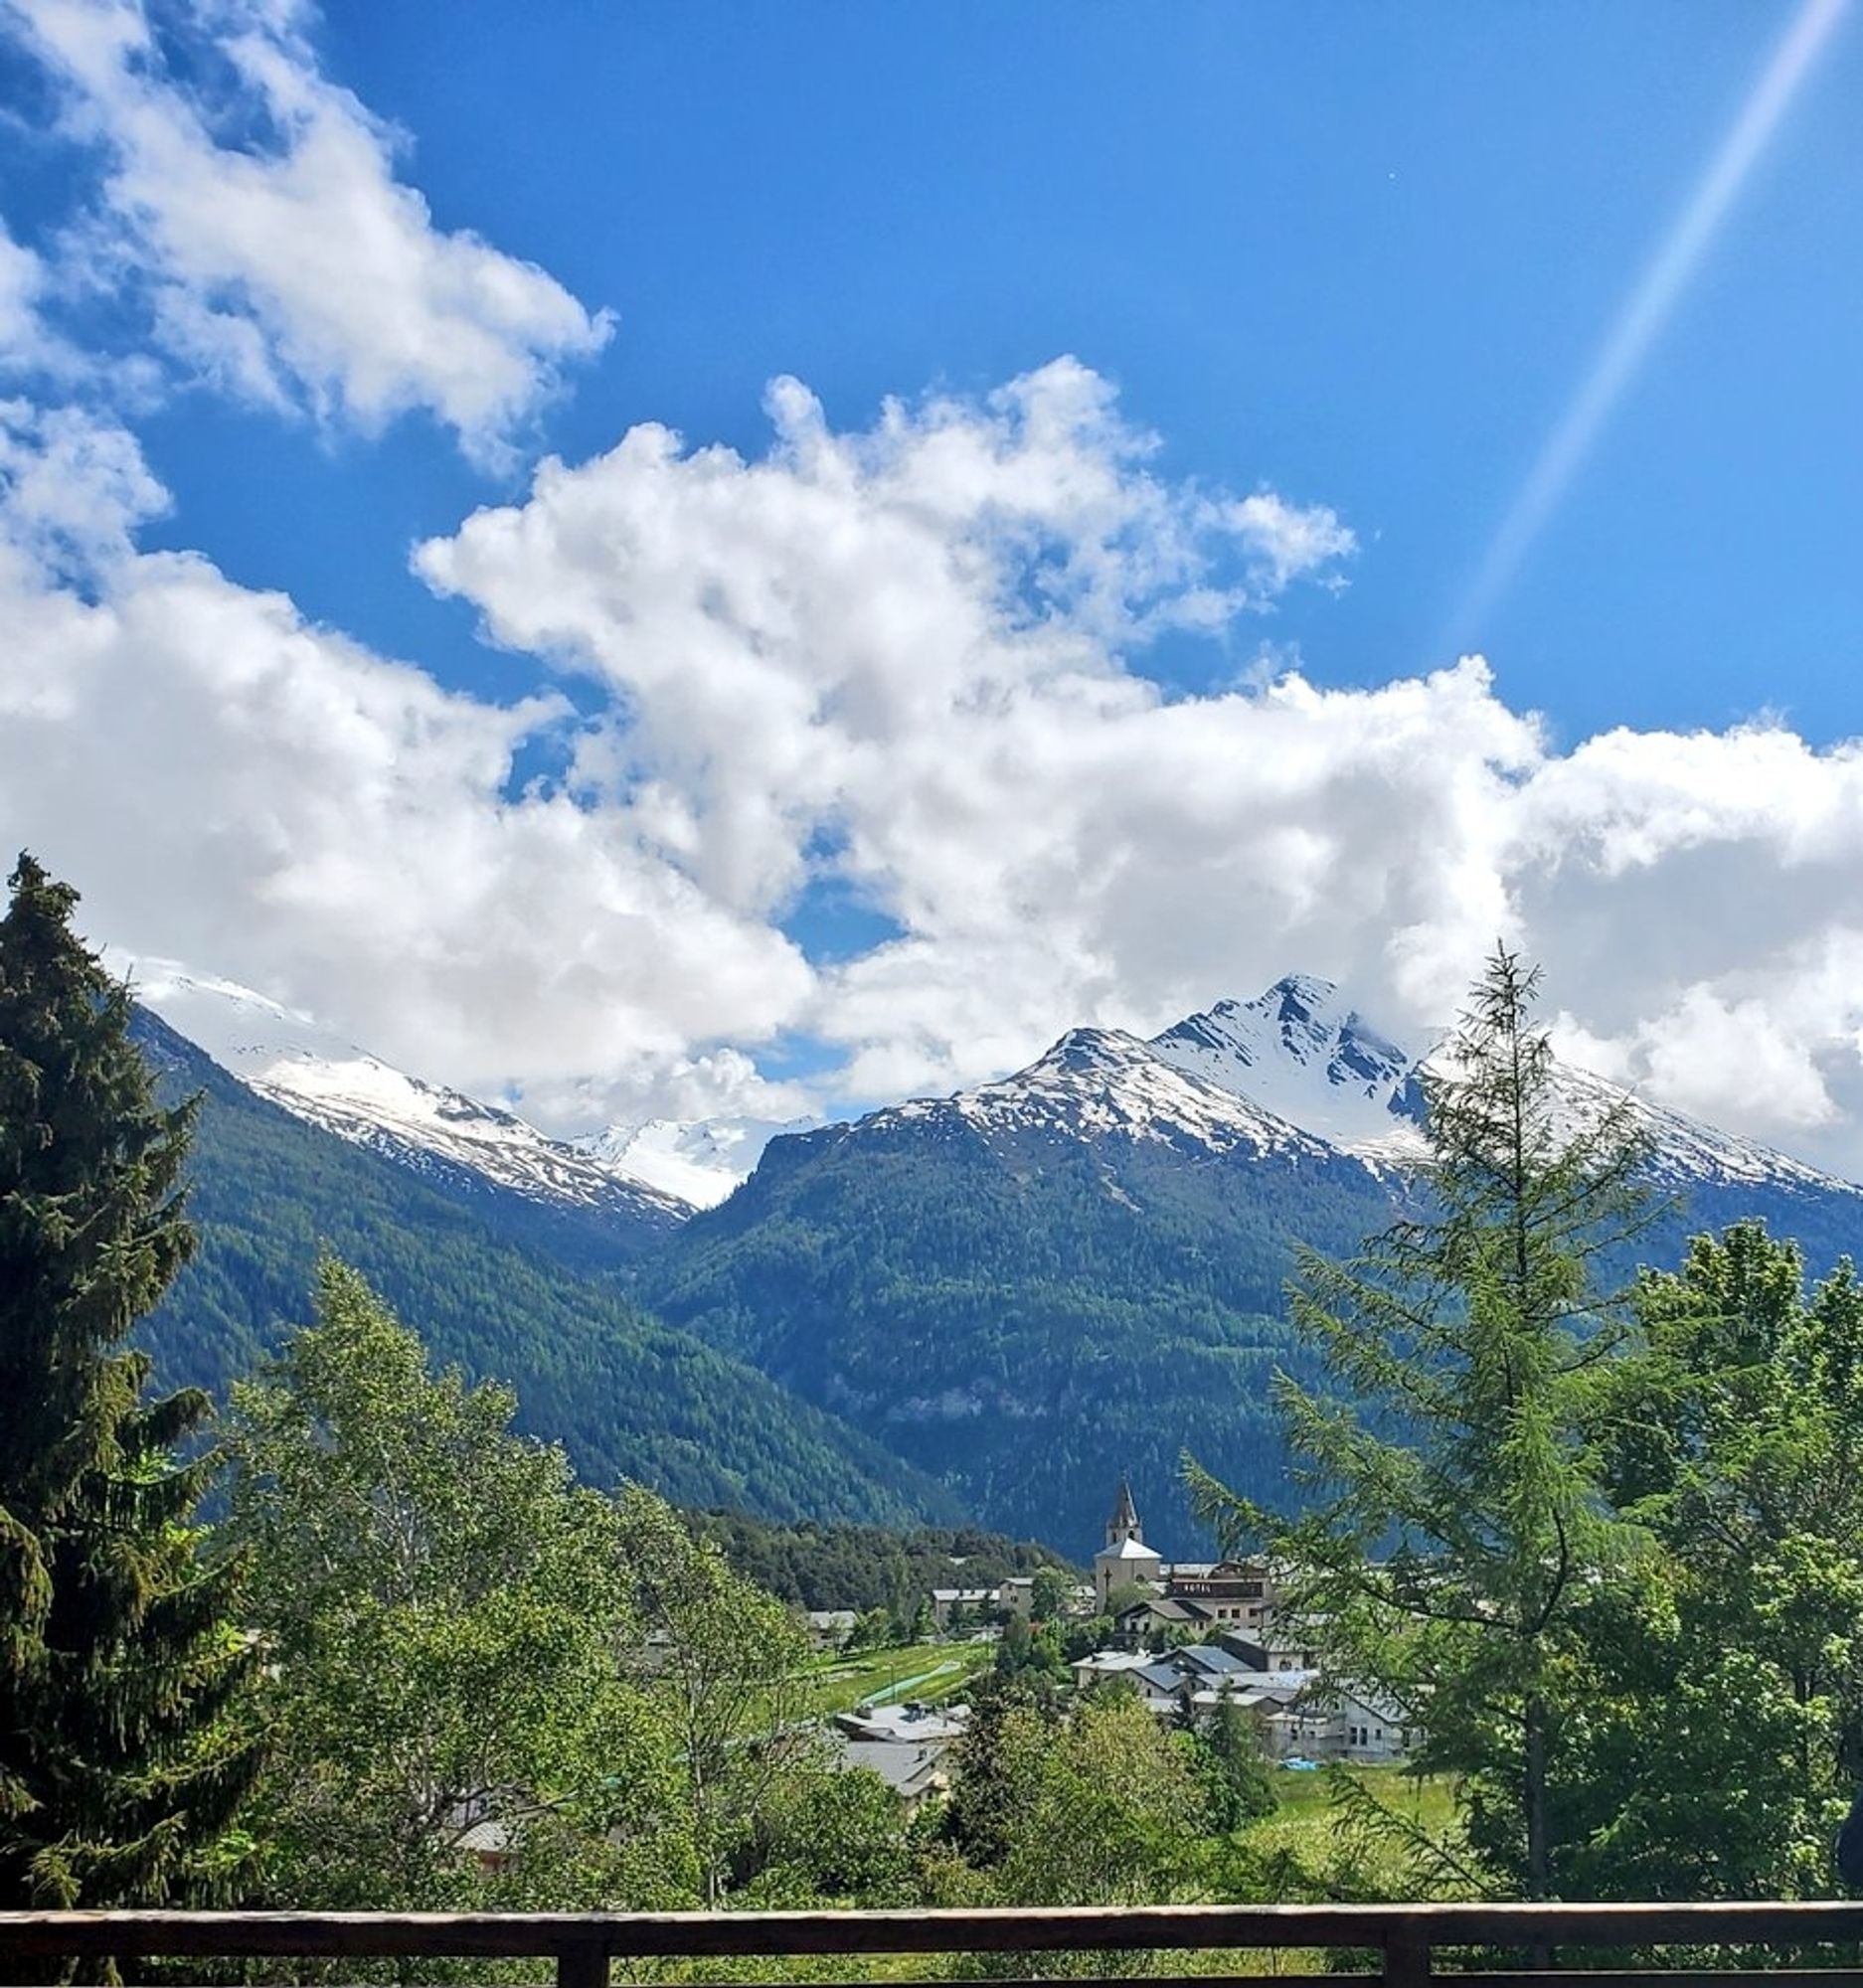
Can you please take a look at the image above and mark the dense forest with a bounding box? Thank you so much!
[692,1511,1076,1611]
[645,1115,1416,1550]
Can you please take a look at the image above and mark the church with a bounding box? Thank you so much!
[1093,1479,1163,1609]
[1092,1479,1279,1635]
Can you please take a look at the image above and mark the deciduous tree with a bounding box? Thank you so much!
[224,1260,684,1908]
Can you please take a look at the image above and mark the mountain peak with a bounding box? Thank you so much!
[1265,970,1342,1016]
[1151,973,1423,1152]
[121,955,694,1232]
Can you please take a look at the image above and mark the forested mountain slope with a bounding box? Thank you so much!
[644,980,1863,1556]
[131,1007,959,1529]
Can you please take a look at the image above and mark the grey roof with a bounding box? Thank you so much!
[1179,1644,1252,1677]
[1072,1649,1152,1675]
[1108,1477,1141,1536]
[1135,1662,1190,1694]
[827,1733,950,1800]
[1100,1536,1163,1563]
[1116,1594,1210,1622]
[833,1703,970,1744]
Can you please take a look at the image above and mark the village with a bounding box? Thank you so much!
[822,1481,1411,1812]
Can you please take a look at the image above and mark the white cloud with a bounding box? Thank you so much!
[7,0,611,464]
[0,397,168,567]
[0,402,811,1120]
[412,362,1863,1170]
[8,357,1863,1178]
[0,222,53,368]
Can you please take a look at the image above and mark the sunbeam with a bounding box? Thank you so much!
[1442,0,1849,653]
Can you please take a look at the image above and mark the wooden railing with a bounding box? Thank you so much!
[5,1903,1863,1987]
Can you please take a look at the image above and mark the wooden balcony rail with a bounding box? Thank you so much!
[6,1901,1863,1988]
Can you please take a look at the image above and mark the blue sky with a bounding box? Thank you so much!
[4,0,1863,1169]
[77,1,1863,739]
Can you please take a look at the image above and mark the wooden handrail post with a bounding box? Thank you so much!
[556,1939,610,1988]
[1384,1929,1430,1988]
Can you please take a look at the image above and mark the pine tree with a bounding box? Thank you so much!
[0,853,260,1911]
[1190,946,1654,1902]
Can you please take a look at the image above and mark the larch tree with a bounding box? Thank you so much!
[0,853,259,1912]
[1190,946,1654,1902]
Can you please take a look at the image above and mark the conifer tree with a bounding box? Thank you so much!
[0,853,259,1910]
[1191,946,1653,1901]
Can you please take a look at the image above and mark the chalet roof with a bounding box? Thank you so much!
[1115,1594,1213,1623]
[827,1732,952,1800]
[1177,1644,1252,1677]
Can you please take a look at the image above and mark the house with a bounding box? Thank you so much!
[828,1702,970,1814]
[1093,1643,1279,1727]
[826,1731,956,1814]
[805,1608,857,1650]
[1093,1480,1164,1609]
[1216,1628,1328,1673]
[1242,1678,1415,1762]
[1111,1592,1222,1646]
[1069,1648,1153,1690]
[928,1585,996,1631]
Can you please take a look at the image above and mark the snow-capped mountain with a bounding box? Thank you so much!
[645,971,1863,1551]
[1155,973,1848,1195]
[122,960,695,1242]
[573,1113,815,1211]
[839,970,1860,1202]
[1151,974,1428,1149]
[891,1025,1338,1162]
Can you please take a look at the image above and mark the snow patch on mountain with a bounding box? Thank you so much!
[1152,974,1428,1151]
[120,957,694,1227]
[1548,1061,1845,1193]
[889,1024,1337,1161]
[573,1114,814,1210]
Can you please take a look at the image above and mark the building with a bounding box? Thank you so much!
[1164,1558,1276,1629]
[805,1609,858,1650]
[1217,1628,1327,1673]
[828,1702,970,1813]
[928,1585,996,1631]
[1093,1479,1164,1610]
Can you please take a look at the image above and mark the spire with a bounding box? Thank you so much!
[1106,1477,1141,1547]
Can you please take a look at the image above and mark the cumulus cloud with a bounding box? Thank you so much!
[8,353,1863,1174]
[411,362,1863,1168]
[6,0,610,464]
[0,401,811,1119]
[0,222,53,368]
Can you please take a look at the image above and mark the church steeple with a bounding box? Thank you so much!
[1106,1477,1142,1548]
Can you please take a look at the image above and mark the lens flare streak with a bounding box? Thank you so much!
[1445,0,1849,651]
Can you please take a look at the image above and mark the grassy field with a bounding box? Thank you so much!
[798,1638,995,1720]
[1250,1761,1463,1896]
